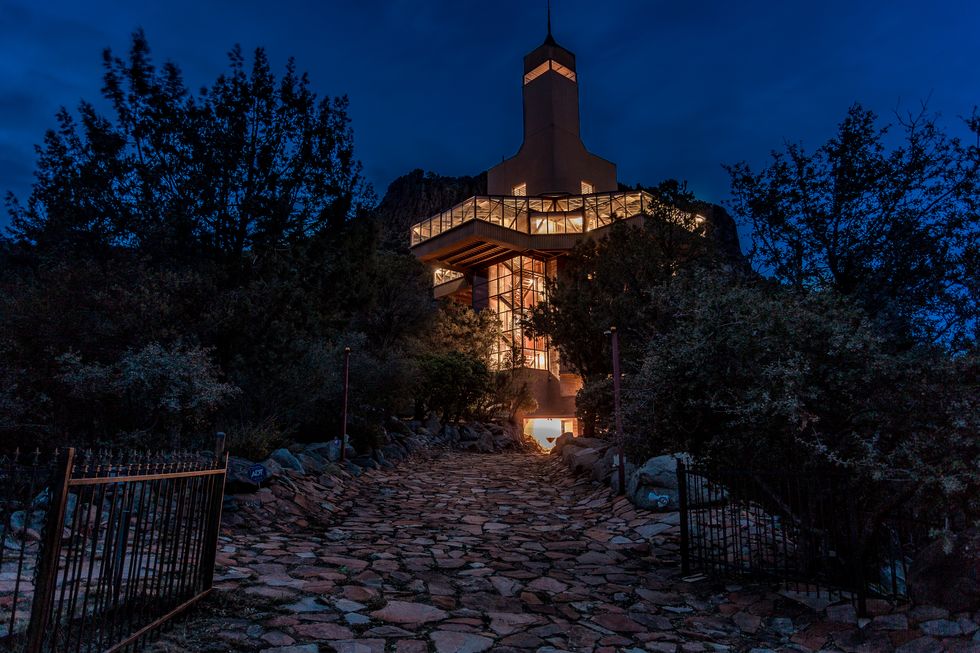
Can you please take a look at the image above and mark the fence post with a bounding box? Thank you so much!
[25,447,75,653]
[677,458,690,576]
[846,491,869,617]
[199,452,229,591]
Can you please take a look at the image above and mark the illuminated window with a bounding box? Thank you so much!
[479,256,549,371]
[523,59,577,85]
[513,183,527,197]
[523,61,550,85]
[551,61,577,82]
[581,180,594,194]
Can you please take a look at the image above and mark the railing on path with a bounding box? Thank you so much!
[1,447,227,652]
[676,460,929,615]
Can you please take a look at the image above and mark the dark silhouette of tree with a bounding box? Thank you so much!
[6,30,369,263]
[726,104,979,349]
[0,32,433,452]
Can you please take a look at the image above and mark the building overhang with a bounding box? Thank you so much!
[411,220,595,270]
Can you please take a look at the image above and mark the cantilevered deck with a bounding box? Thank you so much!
[409,190,704,271]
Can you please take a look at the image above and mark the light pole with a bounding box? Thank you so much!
[606,326,626,495]
[340,346,350,463]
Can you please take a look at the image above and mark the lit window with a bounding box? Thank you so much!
[513,183,527,197]
[581,180,594,194]
[523,61,550,85]
[550,61,577,82]
[523,59,577,85]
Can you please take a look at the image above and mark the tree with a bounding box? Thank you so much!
[6,30,370,262]
[726,104,980,349]
[527,183,726,433]
[0,33,435,452]
[425,299,500,362]
[623,270,979,523]
[416,351,491,423]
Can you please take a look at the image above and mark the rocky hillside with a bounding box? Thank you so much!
[374,169,487,250]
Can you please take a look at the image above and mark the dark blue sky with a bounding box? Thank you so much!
[1,0,978,231]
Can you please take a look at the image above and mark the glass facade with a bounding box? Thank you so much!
[410,190,701,246]
[476,256,549,371]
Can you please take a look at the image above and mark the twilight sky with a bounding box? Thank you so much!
[1,0,978,231]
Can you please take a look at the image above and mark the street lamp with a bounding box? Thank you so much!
[605,326,626,495]
[340,346,351,463]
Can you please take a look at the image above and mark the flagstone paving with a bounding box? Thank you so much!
[156,451,979,652]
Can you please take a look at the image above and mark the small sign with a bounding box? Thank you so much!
[248,464,268,485]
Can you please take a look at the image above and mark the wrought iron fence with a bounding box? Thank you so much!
[0,448,227,652]
[676,461,930,615]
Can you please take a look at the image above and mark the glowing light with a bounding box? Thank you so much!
[523,59,577,85]
[524,417,575,450]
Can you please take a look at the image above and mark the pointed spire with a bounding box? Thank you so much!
[544,0,557,45]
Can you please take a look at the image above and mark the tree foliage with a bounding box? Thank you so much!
[0,33,432,454]
[727,104,980,349]
[527,183,726,433]
[415,351,491,424]
[7,30,369,261]
[624,271,979,520]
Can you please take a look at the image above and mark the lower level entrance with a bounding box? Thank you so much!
[523,417,578,450]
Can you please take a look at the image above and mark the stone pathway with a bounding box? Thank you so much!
[156,451,980,653]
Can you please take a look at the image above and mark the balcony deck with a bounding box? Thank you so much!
[410,191,704,271]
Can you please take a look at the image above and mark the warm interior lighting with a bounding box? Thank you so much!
[513,183,527,197]
[581,180,594,194]
[433,267,463,286]
[524,417,576,450]
[523,59,577,85]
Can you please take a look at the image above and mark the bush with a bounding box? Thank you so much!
[225,418,286,461]
[623,271,980,523]
[415,351,492,423]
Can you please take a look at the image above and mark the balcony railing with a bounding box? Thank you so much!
[410,190,704,247]
[433,267,464,286]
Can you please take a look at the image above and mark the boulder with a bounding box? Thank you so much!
[551,432,575,453]
[307,440,355,462]
[386,417,413,437]
[626,453,691,511]
[225,456,261,493]
[610,458,637,495]
[343,461,363,477]
[297,453,326,475]
[593,448,618,483]
[909,528,980,612]
[260,457,284,479]
[569,447,604,474]
[270,448,305,474]
[442,425,460,442]
[424,412,441,435]
[351,455,378,470]
[9,509,45,533]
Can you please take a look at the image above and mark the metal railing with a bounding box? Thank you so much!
[1,448,227,652]
[409,191,705,246]
[677,461,929,615]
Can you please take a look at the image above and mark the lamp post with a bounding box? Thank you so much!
[340,346,351,463]
[606,326,626,495]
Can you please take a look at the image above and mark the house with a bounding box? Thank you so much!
[409,20,710,448]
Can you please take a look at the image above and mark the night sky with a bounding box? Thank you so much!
[1,0,978,233]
